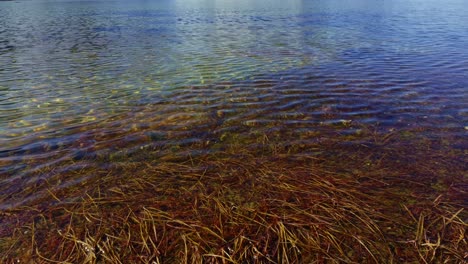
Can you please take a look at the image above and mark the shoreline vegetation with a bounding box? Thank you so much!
[0,126,466,263]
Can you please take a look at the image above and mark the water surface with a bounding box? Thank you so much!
[0,0,467,208]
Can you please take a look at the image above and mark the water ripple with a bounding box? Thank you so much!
[1,0,467,204]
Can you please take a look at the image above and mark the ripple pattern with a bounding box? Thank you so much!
[0,0,467,204]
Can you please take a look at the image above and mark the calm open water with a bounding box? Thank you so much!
[0,0,467,208]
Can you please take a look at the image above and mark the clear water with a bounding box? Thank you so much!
[0,0,467,206]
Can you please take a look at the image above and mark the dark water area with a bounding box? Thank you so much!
[0,0,467,209]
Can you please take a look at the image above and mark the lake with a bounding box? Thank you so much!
[0,0,467,261]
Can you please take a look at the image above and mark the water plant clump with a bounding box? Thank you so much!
[0,128,466,263]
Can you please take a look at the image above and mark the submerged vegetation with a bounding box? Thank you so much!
[1,0,468,262]
[0,126,466,263]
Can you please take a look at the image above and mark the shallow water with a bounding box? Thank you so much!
[0,0,467,208]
